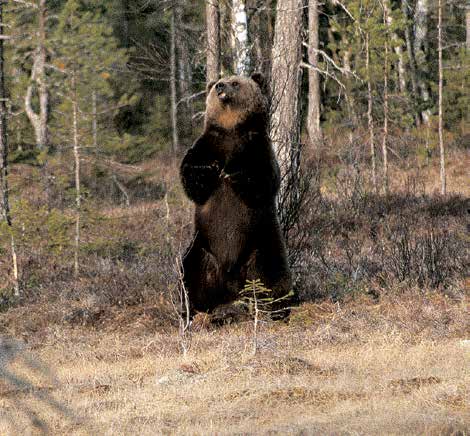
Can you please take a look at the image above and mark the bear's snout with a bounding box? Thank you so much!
[215,82,231,102]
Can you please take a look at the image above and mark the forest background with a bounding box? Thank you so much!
[0,0,469,433]
[0,0,468,304]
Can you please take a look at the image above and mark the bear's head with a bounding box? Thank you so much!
[205,73,267,131]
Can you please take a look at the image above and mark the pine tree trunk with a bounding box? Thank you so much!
[0,2,19,296]
[170,8,179,153]
[413,0,431,123]
[307,0,322,148]
[251,0,273,78]
[206,0,221,82]
[270,0,303,212]
[382,6,390,195]
[438,0,446,195]
[72,73,81,278]
[366,33,377,193]
[24,0,49,149]
[232,0,250,74]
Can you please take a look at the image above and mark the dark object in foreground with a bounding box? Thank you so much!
[180,74,292,316]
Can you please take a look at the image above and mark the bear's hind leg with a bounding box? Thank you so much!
[182,236,223,314]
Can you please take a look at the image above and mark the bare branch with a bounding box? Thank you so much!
[300,61,346,90]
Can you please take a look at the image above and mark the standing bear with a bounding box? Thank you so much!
[180,73,292,314]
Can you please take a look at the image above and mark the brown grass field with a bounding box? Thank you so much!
[1,291,469,435]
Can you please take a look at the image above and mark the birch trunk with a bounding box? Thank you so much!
[206,0,221,82]
[307,0,322,147]
[384,5,406,95]
[438,0,446,195]
[0,3,19,296]
[24,0,49,149]
[343,48,358,142]
[270,0,303,205]
[232,0,250,75]
[365,33,377,193]
[402,0,420,125]
[72,73,80,278]
[170,8,179,153]
[413,0,431,123]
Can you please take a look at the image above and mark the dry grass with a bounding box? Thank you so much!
[1,293,469,435]
[1,145,469,434]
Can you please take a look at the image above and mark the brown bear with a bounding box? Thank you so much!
[180,73,292,315]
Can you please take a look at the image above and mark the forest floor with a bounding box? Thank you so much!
[1,291,469,435]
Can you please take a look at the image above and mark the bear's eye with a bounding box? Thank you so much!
[232,81,239,88]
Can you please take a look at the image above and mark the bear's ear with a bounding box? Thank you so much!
[206,80,217,93]
[250,72,267,94]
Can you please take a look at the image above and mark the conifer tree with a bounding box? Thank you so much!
[49,0,128,275]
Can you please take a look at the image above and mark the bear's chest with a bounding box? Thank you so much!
[195,180,254,266]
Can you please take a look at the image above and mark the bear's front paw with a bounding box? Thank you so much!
[222,170,246,186]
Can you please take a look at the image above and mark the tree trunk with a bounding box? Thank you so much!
[402,0,420,125]
[92,91,97,149]
[251,0,273,78]
[307,0,322,148]
[176,1,193,139]
[0,2,19,296]
[382,6,390,195]
[270,0,303,209]
[413,0,431,123]
[206,0,221,82]
[72,73,81,278]
[466,9,470,51]
[24,0,49,149]
[385,5,406,95]
[343,47,357,142]
[438,0,446,195]
[170,8,179,153]
[365,33,377,193]
[232,0,250,74]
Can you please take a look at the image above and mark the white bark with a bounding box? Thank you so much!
[206,0,221,82]
[413,0,431,123]
[385,6,406,94]
[72,73,80,278]
[232,0,250,75]
[438,0,446,195]
[24,0,48,149]
[402,0,420,124]
[307,0,322,147]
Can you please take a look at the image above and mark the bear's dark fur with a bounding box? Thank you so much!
[180,73,292,314]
